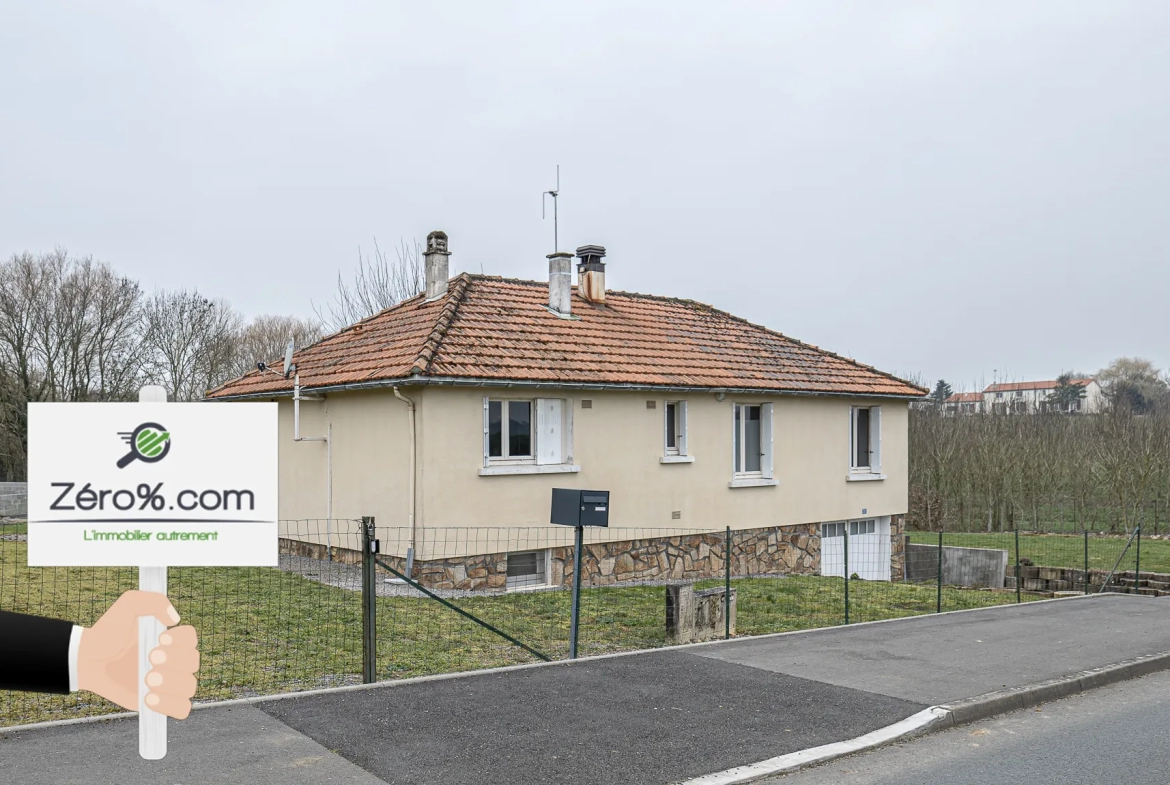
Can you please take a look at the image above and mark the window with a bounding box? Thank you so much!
[506,551,546,590]
[732,402,773,481]
[487,400,532,459]
[850,406,882,475]
[849,519,876,535]
[996,392,1004,399]
[822,519,876,538]
[664,401,688,457]
[483,397,574,473]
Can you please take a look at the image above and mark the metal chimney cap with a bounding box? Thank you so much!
[574,245,606,260]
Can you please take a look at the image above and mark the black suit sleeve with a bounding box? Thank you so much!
[0,610,74,694]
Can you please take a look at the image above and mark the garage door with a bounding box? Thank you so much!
[820,517,891,581]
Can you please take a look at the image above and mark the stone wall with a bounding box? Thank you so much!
[282,518,909,593]
[392,524,821,591]
[890,514,906,581]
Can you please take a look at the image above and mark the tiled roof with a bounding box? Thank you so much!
[984,379,1092,393]
[945,392,983,403]
[207,275,926,399]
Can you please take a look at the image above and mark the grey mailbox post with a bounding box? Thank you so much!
[551,488,610,658]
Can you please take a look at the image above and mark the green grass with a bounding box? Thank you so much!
[0,521,27,535]
[0,540,1034,728]
[906,531,1165,574]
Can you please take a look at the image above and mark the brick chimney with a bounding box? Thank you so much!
[424,230,451,300]
[575,245,606,304]
[547,252,573,315]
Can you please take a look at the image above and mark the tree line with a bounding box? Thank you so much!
[0,245,422,482]
[909,360,1170,534]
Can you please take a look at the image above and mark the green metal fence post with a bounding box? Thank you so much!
[569,523,584,659]
[936,529,943,614]
[1014,528,1022,604]
[1084,529,1090,595]
[724,526,731,640]
[843,529,850,625]
[361,516,377,684]
[1134,525,1141,595]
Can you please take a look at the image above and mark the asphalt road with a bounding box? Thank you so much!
[764,667,1170,785]
[693,593,1170,704]
[260,650,922,785]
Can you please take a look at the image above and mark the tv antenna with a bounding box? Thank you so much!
[542,165,560,252]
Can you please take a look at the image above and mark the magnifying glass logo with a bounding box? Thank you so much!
[117,422,171,469]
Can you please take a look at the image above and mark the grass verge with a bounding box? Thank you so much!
[2,540,1034,728]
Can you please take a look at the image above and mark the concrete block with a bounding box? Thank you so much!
[905,543,1008,588]
[666,584,736,645]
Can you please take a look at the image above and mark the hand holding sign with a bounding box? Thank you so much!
[28,385,277,760]
[76,590,199,719]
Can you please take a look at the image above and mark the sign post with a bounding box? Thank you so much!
[550,488,610,659]
[27,388,278,760]
[137,385,168,760]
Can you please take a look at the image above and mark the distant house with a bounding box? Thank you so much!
[983,379,1103,414]
[944,391,983,415]
[209,232,926,589]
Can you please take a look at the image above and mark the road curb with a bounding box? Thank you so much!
[935,649,1170,728]
[677,649,1170,785]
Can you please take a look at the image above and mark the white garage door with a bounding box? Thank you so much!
[820,517,891,581]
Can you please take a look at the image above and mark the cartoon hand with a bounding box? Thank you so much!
[76,590,199,719]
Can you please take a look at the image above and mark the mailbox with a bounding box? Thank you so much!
[551,488,610,528]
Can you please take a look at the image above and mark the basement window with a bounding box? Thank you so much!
[506,550,547,590]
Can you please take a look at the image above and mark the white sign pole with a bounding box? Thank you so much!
[137,385,168,760]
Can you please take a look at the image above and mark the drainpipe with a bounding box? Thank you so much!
[293,374,332,555]
[393,386,417,576]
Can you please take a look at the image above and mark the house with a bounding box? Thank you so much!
[208,232,926,589]
[983,379,1103,414]
[944,391,983,415]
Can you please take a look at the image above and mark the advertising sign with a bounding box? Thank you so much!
[26,402,278,567]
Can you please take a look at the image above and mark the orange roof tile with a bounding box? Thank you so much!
[207,275,926,399]
[984,379,1092,393]
[946,392,983,403]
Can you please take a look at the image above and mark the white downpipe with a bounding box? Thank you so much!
[393,387,417,571]
[293,373,332,556]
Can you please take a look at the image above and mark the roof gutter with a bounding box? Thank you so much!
[209,374,927,402]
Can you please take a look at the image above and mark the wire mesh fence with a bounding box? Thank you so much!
[3,516,1165,729]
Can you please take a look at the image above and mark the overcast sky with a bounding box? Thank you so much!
[2,1,1167,391]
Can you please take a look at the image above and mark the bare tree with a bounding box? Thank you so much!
[0,250,146,478]
[232,314,322,378]
[314,238,423,331]
[141,290,243,401]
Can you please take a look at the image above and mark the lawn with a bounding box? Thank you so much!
[906,531,1162,574]
[1,539,1032,728]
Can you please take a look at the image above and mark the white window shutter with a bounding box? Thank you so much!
[871,406,882,474]
[483,396,490,467]
[565,400,574,463]
[761,402,774,479]
[536,398,563,465]
[678,401,688,456]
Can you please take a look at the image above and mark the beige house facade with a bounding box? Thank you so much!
[211,233,925,590]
